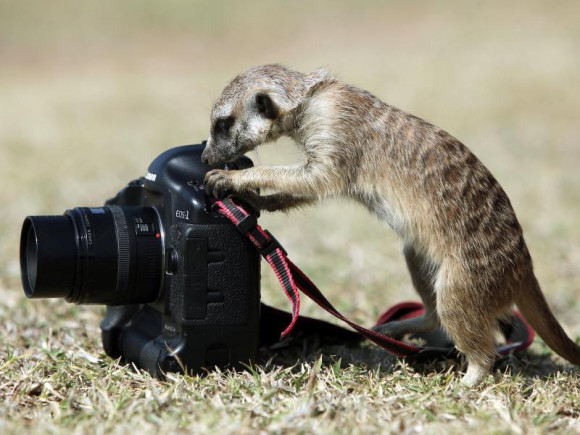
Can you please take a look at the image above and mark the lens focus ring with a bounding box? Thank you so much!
[108,205,131,297]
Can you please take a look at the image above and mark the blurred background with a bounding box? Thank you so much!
[1,0,579,330]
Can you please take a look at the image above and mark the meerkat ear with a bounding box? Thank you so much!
[255,93,279,120]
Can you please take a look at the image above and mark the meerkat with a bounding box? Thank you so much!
[201,64,580,386]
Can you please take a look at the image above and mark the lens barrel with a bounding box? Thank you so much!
[21,215,77,299]
[20,206,163,305]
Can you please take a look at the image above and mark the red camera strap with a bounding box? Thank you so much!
[213,198,300,338]
[213,197,420,356]
[213,197,535,359]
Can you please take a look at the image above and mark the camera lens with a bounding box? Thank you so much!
[21,215,77,298]
[20,206,163,305]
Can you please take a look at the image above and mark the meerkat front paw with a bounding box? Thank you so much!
[204,169,236,198]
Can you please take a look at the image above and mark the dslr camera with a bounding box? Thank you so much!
[20,143,261,377]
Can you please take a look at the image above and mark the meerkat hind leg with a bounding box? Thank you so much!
[373,245,439,338]
[436,276,498,387]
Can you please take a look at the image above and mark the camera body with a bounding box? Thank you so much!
[102,144,261,377]
[21,144,261,377]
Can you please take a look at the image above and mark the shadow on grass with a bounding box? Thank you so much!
[256,303,579,381]
[493,351,579,380]
[257,332,579,382]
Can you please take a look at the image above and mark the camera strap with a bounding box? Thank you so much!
[213,197,535,360]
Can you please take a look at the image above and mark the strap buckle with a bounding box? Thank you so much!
[235,213,258,234]
[259,230,287,258]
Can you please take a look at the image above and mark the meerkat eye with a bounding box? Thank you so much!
[213,116,234,136]
[255,93,278,120]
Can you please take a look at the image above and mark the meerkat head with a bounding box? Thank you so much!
[201,64,328,165]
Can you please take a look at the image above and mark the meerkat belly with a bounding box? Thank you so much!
[356,188,409,238]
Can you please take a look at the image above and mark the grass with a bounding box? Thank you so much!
[1,1,580,433]
[1,310,579,434]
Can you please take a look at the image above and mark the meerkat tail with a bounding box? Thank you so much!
[516,275,580,365]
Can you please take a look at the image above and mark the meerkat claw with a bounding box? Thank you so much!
[204,169,232,198]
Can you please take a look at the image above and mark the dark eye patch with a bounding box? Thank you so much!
[213,116,235,136]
